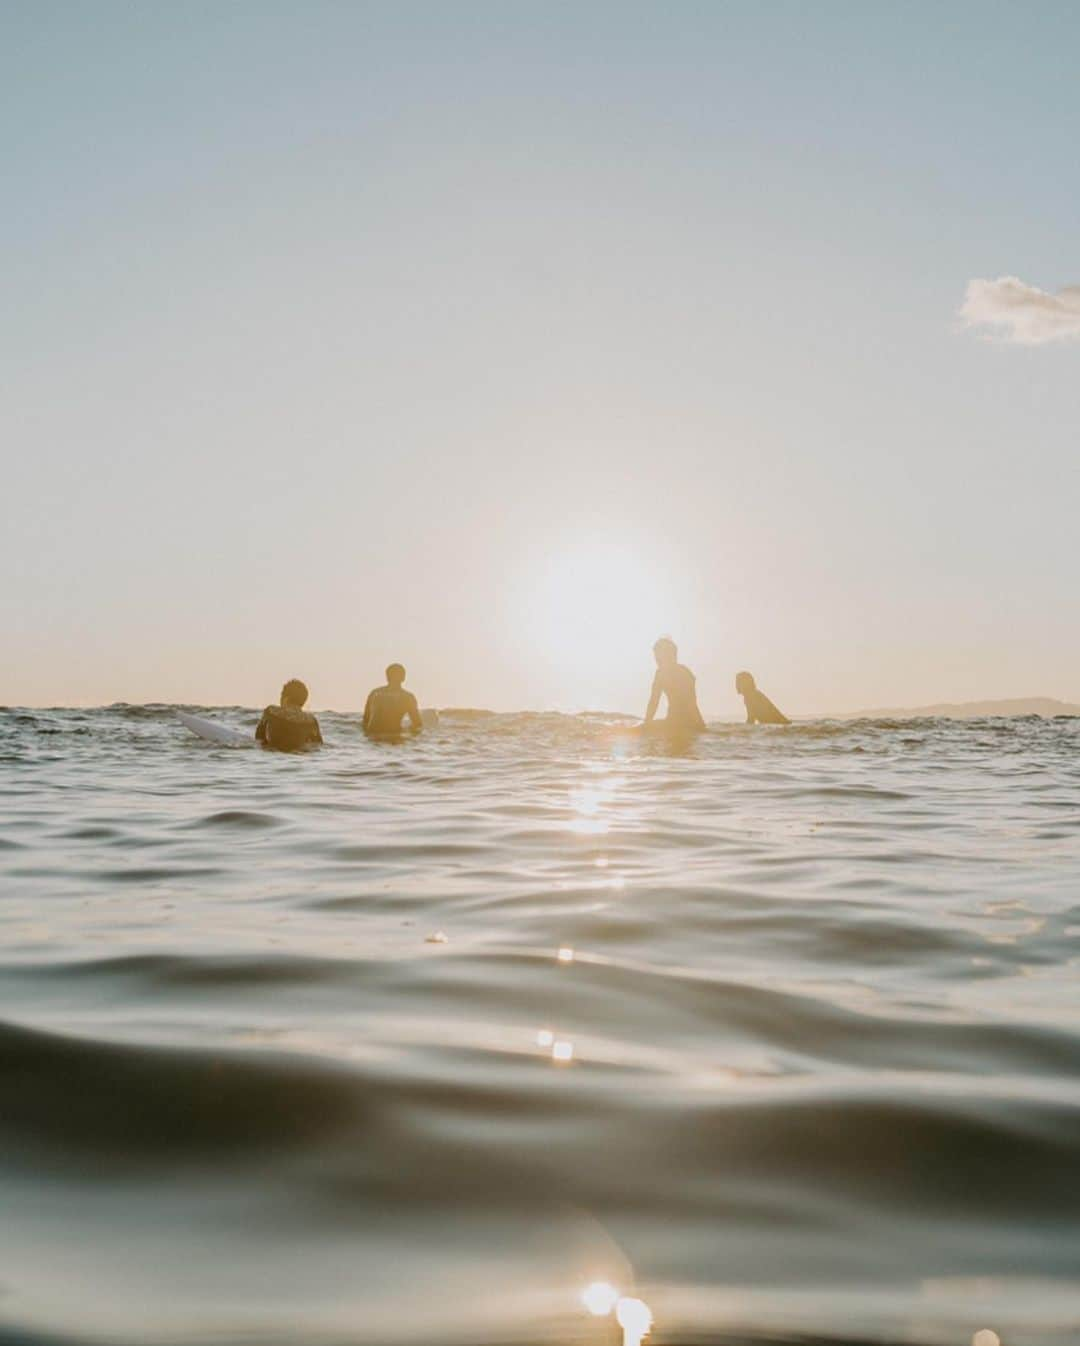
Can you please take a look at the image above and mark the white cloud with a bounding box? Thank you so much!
[960,275,1080,346]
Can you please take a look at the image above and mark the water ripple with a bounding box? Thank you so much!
[0,708,1078,1345]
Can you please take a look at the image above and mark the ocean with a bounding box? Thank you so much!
[2,706,1079,1346]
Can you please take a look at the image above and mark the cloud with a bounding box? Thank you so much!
[960,275,1080,346]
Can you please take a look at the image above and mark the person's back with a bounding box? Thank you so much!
[645,638,706,730]
[363,663,422,737]
[735,670,790,725]
[256,679,323,750]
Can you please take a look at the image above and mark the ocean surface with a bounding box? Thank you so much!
[2,706,1079,1346]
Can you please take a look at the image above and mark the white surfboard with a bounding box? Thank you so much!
[177,711,253,748]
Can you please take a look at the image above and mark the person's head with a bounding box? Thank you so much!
[735,671,756,695]
[280,678,309,708]
[653,637,677,669]
[385,663,406,688]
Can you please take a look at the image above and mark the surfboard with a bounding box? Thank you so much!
[177,711,253,748]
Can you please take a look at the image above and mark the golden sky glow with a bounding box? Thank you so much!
[4,6,1079,715]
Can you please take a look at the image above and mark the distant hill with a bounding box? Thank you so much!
[830,696,1080,721]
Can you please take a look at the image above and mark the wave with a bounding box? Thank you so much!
[4,1015,1079,1221]
[2,708,1079,1345]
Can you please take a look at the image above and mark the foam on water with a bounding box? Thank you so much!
[1,707,1079,1345]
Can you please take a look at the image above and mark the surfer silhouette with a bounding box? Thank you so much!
[644,638,707,731]
[735,671,790,725]
[255,679,323,749]
[363,663,423,737]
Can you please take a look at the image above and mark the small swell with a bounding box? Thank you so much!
[190,810,283,830]
[0,1019,363,1167]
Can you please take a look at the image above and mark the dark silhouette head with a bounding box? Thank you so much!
[653,637,677,669]
[281,679,309,708]
[735,671,756,695]
[385,663,406,688]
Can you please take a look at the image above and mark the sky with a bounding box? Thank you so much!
[3,1,1079,716]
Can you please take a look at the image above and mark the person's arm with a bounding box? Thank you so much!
[406,693,422,732]
[362,691,374,731]
[644,672,662,723]
[690,673,706,728]
[310,716,323,744]
[255,709,269,742]
[766,696,791,726]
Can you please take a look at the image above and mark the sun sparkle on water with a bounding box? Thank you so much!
[580,1283,653,1346]
[616,1295,653,1346]
[581,1281,619,1316]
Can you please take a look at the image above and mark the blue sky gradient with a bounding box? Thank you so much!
[4,2,1078,711]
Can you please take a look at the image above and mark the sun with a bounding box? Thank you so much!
[519,538,683,710]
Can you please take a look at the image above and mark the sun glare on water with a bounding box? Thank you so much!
[581,1282,653,1345]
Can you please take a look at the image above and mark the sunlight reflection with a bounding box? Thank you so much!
[557,946,575,963]
[567,778,621,836]
[552,1039,574,1063]
[616,1296,653,1346]
[568,817,610,835]
[582,1281,619,1316]
[580,1281,653,1346]
[972,1332,1000,1346]
[572,786,602,815]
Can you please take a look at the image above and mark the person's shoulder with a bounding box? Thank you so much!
[277,705,314,724]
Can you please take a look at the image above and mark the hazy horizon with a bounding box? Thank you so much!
[9,694,1080,726]
[5,2,1079,718]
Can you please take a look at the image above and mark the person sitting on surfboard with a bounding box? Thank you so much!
[735,670,790,725]
[255,679,323,750]
[363,663,423,737]
[644,638,707,731]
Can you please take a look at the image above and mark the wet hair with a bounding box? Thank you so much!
[281,679,309,708]
[385,663,406,686]
[735,671,755,694]
[652,637,677,662]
